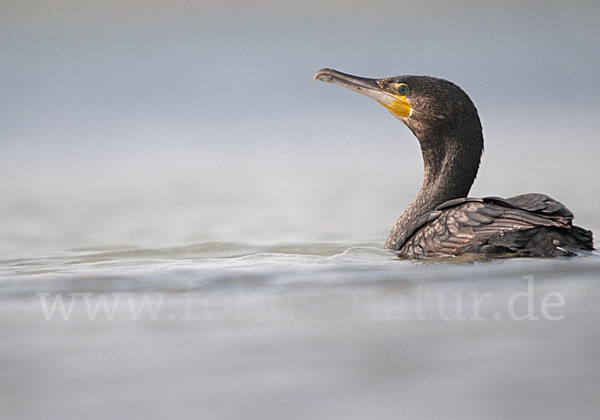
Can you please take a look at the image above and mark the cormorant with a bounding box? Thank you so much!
[314,68,594,258]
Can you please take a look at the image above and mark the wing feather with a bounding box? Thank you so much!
[398,194,575,258]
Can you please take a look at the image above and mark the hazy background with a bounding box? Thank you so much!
[2,0,599,254]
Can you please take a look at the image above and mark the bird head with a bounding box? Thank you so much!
[313,68,480,141]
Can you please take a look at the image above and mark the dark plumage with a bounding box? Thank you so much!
[314,68,594,258]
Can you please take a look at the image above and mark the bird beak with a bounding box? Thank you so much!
[314,68,412,118]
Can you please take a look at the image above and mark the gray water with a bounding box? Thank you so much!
[2,1,600,419]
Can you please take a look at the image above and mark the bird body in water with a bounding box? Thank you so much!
[314,68,594,258]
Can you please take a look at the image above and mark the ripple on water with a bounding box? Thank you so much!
[0,242,599,298]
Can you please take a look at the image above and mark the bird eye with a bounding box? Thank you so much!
[397,84,409,95]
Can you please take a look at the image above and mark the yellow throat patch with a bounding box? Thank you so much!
[379,96,412,118]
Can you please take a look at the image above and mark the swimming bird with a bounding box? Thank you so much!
[314,68,594,258]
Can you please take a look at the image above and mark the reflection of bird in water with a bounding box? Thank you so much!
[314,68,594,258]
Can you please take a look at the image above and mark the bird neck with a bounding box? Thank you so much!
[386,125,483,250]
